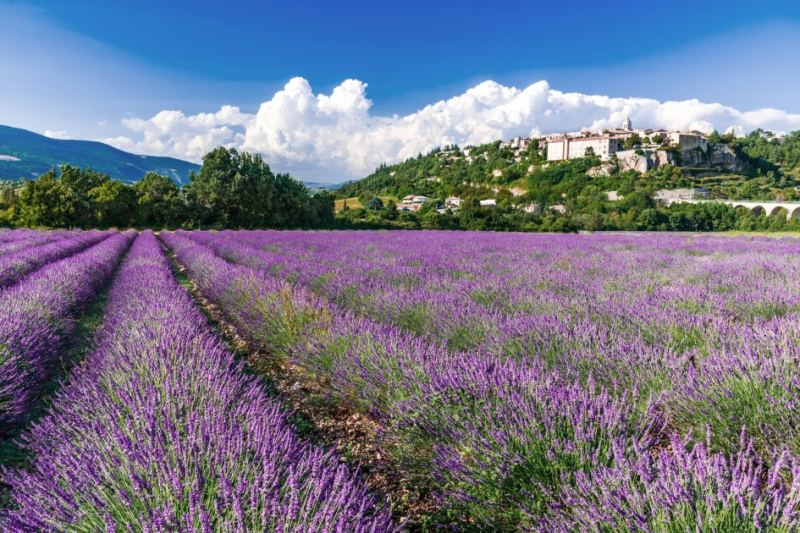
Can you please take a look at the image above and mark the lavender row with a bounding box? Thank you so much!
[1,231,397,532]
[0,228,57,245]
[190,230,800,455]
[168,230,800,530]
[192,230,800,371]
[163,232,798,529]
[225,229,800,328]
[0,230,135,430]
[181,232,794,459]
[0,229,73,256]
[0,229,116,290]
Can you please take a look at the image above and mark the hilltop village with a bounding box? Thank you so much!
[391,119,738,214]
[334,121,800,232]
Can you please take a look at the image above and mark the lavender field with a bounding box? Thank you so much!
[3,228,800,531]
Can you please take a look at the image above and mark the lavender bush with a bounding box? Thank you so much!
[0,229,114,289]
[536,432,800,532]
[0,229,135,429]
[1,231,397,532]
[165,229,800,530]
[0,229,71,256]
[163,232,659,528]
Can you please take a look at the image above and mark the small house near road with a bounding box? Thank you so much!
[445,197,461,209]
[402,195,430,204]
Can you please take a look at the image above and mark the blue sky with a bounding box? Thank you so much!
[2,0,800,182]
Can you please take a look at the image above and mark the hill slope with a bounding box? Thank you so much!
[336,130,800,206]
[0,125,200,184]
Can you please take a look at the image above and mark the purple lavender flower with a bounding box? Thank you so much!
[1,231,398,532]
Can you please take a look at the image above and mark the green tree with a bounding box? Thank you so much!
[59,164,108,196]
[496,189,514,211]
[0,184,16,227]
[380,199,398,220]
[270,172,312,227]
[134,172,185,228]
[89,179,136,228]
[366,196,384,211]
[13,170,82,228]
[309,191,336,227]
[707,130,723,144]
[0,184,18,210]
[623,134,642,150]
[736,179,761,200]
[185,147,319,229]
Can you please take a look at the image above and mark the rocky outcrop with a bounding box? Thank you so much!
[651,150,672,168]
[616,150,659,173]
[587,163,614,177]
[682,143,747,172]
[615,143,747,174]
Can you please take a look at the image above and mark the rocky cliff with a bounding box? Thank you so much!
[682,143,747,172]
[615,143,747,174]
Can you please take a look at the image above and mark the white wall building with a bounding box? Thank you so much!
[543,117,713,164]
[402,195,430,204]
[445,197,461,208]
[547,137,621,161]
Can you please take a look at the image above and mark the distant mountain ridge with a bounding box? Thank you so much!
[0,125,201,184]
[303,181,344,192]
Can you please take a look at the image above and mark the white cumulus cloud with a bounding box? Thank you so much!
[101,105,253,161]
[44,130,73,140]
[101,78,800,182]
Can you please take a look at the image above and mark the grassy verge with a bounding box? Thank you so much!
[334,196,398,212]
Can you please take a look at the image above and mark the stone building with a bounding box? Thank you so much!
[667,132,709,151]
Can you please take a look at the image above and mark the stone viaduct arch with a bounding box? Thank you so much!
[681,199,800,219]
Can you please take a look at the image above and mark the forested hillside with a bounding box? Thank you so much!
[0,125,201,184]
[335,129,800,232]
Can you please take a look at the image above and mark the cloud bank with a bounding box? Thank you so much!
[102,78,800,182]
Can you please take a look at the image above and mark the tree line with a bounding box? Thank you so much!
[338,189,800,233]
[0,147,335,229]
